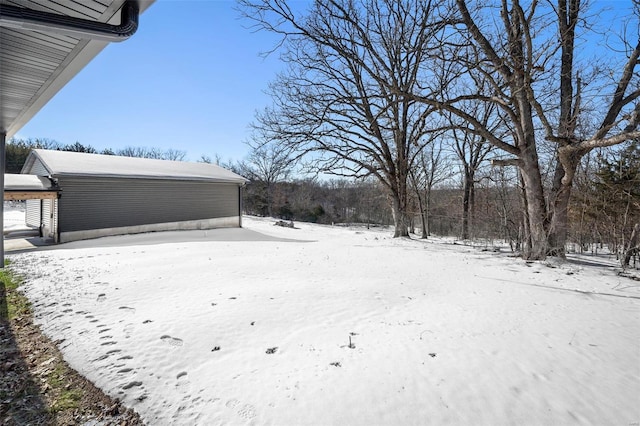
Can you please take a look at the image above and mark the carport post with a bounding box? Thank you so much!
[1,131,5,268]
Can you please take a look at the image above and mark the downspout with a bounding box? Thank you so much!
[0,1,139,42]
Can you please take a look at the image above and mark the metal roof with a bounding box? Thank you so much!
[4,174,58,201]
[4,173,56,191]
[23,149,249,184]
[4,172,55,190]
[0,0,154,138]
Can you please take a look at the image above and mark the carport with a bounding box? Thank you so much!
[4,174,58,202]
[3,174,60,241]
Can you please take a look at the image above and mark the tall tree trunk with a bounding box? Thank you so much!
[548,0,580,257]
[419,202,428,239]
[425,189,432,237]
[547,162,573,257]
[266,182,273,217]
[409,170,428,239]
[391,166,411,238]
[415,187,428,239]
[520,157,549,260]
[461,168,472,240]
[623,223,640,267]
[391,195,410,237]
[519,172,531,256]
[547,183,572,257]
[548,148,583,256]
[469,177,476,238]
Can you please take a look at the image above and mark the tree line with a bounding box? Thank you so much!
[4,138,187,174]
[236,138,638,266]
[6,135,637,266]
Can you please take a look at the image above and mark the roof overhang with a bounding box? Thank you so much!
[4,173,59,200]
[0,0,155,138]
[22,149,250,185]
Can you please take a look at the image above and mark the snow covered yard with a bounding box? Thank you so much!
[7,216,640,425]
[3,201,31,234]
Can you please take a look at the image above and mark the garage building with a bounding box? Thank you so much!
[21,149,247,242]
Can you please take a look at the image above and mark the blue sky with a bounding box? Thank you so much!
[15,0,292,162]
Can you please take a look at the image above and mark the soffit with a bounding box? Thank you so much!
[0,0,154,138]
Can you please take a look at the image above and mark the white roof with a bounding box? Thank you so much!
[4,174,56,191]
[23,149,248,184]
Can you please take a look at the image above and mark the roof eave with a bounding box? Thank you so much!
[2,0,156,138]
[5,39,107,138]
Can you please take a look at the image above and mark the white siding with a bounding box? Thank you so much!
[25,199,41,228]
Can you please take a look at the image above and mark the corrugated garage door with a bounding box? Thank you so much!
[25,199,41,228]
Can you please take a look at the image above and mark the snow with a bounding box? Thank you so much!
[7,216,640,425]
[26,149,247,183]
[3,201,30,233]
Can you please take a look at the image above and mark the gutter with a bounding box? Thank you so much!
[0,1,139,42]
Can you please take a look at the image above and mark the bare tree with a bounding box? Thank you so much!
[64,141,97,153]
[449,104,496,240]
[406,0,640,259]
[240,0,449,237]
[163,148,187,161]
[117,146,155,158]
[243,136,297,217]
[409,143,455,238]
[117,146,186,161]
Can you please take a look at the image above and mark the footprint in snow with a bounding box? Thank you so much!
[237,404,257,420]
[122,381,142,390]
[161,335,183,347]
